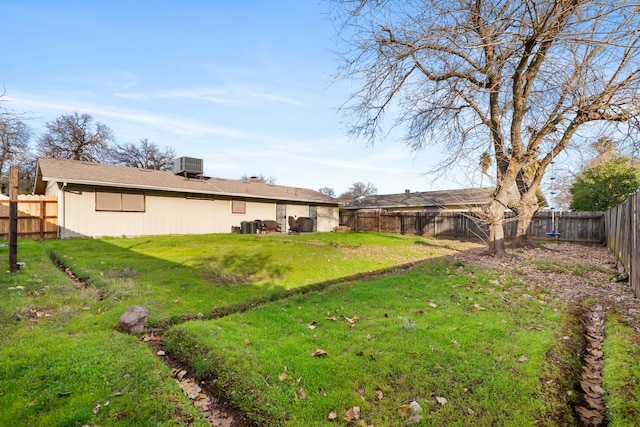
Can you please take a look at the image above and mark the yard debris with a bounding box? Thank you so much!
[409,400,422,413]
[343,406,360,422]
[307,321,318,329]
[405,414,422,426]
[311,348,328,357]
[328,410,338,421]
[518,355,529,363]
[435,396,448,406]
[428,301,437,308]
[574,304,607,427]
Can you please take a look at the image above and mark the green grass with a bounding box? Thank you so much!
[41,232,476,326]
[0,233,634,426]
[602,314,640,426]
[163,260,581,426]
[0,241,204,426]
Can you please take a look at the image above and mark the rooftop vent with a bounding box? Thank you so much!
[173,157,203,177]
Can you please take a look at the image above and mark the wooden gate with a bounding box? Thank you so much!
[0,196,58,240]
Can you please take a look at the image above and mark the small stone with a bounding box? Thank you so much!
[119,305,148,334]
[406,414,422,426]
[156,350,166,356]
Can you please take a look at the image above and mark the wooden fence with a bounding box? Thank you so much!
[605,192,640,298]
[339,210,605,243]
[0,196,58,240]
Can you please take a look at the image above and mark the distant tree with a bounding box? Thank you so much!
[340,181,377,199]
[570,156,640,211]
[108,138,175,171]
[318,187,336,197]
[587,137,619,167]
[37,112,113,162]
[0,103,34,194]
[0,110,31,178]
[241,174,276,184]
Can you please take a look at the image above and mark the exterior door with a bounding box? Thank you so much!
[309,205,317,232]
[276,202,286,232]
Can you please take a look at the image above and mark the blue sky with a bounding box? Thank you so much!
[1,0,477,195]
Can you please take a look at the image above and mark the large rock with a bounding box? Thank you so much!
[119,305,148,333]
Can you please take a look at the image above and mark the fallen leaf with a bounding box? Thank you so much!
[518,355,530,362]
[397,404,412,416]
[278,372,293,381]
[298,387,307,399]
[93,402,101,416]
[375,389,384,400]
[311,348,328,357]
[366,334,372,340]
[328,410,337,421]
[344,406,361,422]
[436,396,448,405]
[244,339,252,345]
[428,302,437,308]
[307,321,318,329]
[473,303,486,311]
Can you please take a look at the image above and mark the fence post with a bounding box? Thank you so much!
[8,164,18,273]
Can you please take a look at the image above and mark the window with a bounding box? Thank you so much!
[231,199,246,214]
[96,191,145,212]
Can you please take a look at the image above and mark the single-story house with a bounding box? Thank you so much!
[33,157,339,239]
[341,188,497,213]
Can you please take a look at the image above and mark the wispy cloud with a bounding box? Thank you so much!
[114,88,238,104]
[6,93,261,140]
[114,86,305,106]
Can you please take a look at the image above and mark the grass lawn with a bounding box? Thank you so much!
[0,233,637,426]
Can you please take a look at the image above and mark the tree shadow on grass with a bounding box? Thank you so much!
[194,251,293,287]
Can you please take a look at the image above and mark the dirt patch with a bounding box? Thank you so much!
[452,243,640,328]
[142,330,255,427]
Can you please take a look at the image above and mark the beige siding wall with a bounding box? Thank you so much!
[316,205,339,232]
[53,183,338,238]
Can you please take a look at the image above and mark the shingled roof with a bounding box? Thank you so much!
[34,158,336,205]
[342,188,495,210]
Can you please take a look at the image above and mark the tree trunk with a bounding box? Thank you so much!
[512,192,539,248]
[485,199,506,257]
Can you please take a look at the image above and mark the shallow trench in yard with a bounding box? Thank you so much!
[51,255,608,427]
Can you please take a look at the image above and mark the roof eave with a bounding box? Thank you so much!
[42,177,337,206]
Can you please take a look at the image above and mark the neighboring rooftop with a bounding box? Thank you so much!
[342,188,495,210]
[34,157,337,205]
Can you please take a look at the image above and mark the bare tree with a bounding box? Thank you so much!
[241,174,277,184]
[108,138,176,171]
[332,0,640,255]
[340,181,378,199]
[0,112,31,177]
[318,186,337,197]
[37,112,114,162]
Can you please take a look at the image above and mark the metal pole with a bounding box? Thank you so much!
[9,164,18,273]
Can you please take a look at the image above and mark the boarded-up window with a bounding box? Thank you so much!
[231,199,246,214]
[96,192,145,212]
